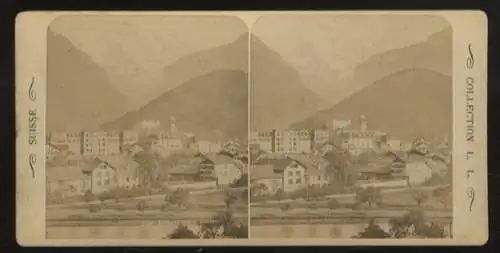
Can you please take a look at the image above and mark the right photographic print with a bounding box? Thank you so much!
[249,14,453,239]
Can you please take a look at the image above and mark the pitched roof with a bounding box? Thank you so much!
[47,165,87,181]
[80,157,104,173]
[98,155,139,171]
[406,151,428,163]
[203,153,235,165]
[250,164,281,181]
[286,154,330,170]
[168,164,200,175]
[47,143,69,152]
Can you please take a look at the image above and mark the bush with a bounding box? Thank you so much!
[169,224,199,239]
[354,219,390,238]
[137,199,149,211]
[88,204,102,213]
[327,199,341,209]
[83,191,97,203]
[280,203,292,211]
[230,174,248,188]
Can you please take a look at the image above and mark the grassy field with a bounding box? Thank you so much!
[250,187,452,221]
[47,188,248,221]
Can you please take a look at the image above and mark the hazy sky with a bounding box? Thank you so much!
[49,15,248,107]
[252,15,451,102]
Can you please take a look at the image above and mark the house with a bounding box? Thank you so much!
[99,156,140,189]
[81,156,140,194]
[46,143,68,161]
[167,159,202,182]
[287,154,330,188]
[46,165,91,197]
[276,157,307,192]
[250,164,283,196]
[191,140,222,154]
[405,151,433,185]
[202,154,242,186]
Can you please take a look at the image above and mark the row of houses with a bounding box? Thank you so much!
[47,130,184,158]
[47,131,244,161]
[249,149,450,196]
[46,150,247,198]
[250,116,416,155]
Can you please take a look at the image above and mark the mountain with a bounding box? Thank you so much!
[251,35,329,131]
[291,69,452,141]
[134,33,249,107]
[47,29,133,131]
[328,27,452,106]
[101,70,248,142]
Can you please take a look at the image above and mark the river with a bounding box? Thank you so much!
[46,220,452,239]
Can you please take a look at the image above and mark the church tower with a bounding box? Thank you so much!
[360,115,368,134]
[170,116,177,136]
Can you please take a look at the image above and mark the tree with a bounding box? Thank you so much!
[198,190,248,238]
[388,209,445,238]
[432,186,452,209]
[83,191,96,203]
[327,199,341,209]
[169,224,199,239]
[164,188,190,207]
[353,219,390,238]
[412,191,429,207]
[355,187,382,208]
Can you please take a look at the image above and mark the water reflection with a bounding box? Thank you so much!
[89,227,101,238]
[281,226,293,238]
[329,225,341,238]
[308,226,317,238]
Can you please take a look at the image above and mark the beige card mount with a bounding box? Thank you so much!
[15,11,488,246]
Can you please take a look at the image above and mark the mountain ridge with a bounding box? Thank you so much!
[290,68,452,141]
[250,35,329,131]
[101,69,248,142]
[47,28,134,131]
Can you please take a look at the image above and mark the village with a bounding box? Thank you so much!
[250,116,451,211]
[248,115,453,238]
[45,117,249,211]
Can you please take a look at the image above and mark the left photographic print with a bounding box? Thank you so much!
[44,15,249,239]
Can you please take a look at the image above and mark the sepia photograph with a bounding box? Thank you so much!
[15,11,487,246]
[44,15,249,239]
[249,14,454,239]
